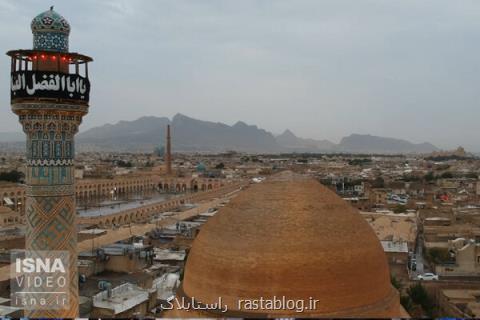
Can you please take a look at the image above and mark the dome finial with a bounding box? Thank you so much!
[50,5,54,11]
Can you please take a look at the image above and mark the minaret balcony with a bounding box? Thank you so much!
[7,49,92,106]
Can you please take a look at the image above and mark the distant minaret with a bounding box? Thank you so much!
[165,125,172,175]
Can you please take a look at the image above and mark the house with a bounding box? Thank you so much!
[438,289,480,318]
[381,240,409,265]
[436,238,480,276]
[79,242,154,275]
[370,188,389,206]
[91,283,150,318]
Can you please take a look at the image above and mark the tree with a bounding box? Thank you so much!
[424,171,435,182]
[403,174,420,182]
[391,275,402,290]
[426,247,452,264]
[465,172,478,179]
[400,295,413,313]
[440,171,454,179]
[392,275,414,313]
[0,170,24,183]
[348,158,372,166]
[116,160,133,168]
[393,205,406,213]
[371,177,385,188]
[407,283,434,317]
[145,161,154,167]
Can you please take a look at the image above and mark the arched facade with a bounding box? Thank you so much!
[0,175,228,219]
[78,182,243,228]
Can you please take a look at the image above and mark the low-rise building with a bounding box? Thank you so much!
[92,283,150,318]
[79,242,154,275]
[362,211,417,251]
[152,272,180,301]
[0,206,23,227]
[381,240,409,265]
[153,248,186,266]
[436,238,480,276]
[424,224,480,249]
[371,188,389,206]
[343,197,371,211]
[438,289,480,318]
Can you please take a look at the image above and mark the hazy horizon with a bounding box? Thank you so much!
[1,1,479,151]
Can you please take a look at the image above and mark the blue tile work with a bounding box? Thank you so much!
[31,8,70,52]
[31,8,70,33]
[21,112,79,185]
[17,105,82,318]
[11,7,88,317]
[33,31,69,52]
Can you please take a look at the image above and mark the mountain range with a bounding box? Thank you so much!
[0,113,439,154]
[76,113,438,154]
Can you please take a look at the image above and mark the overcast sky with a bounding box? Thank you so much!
[1,0,479,151]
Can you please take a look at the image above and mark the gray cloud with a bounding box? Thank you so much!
[1,0,480,151]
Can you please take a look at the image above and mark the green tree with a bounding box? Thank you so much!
[424,171,435,182]
[392,275,415,313]
[400,295,413,313]
[116,160,133,168]
[145,161,154,167]
[0,170,24,183]
[371,177,385,188]
[403,174,421,182]
[465,172,478,179]
[440,171,454,179]
[407,283,434,317]
[348,158,372,166]
[393,205,407,213]
[391,275,402,290]
[426,247,452,264]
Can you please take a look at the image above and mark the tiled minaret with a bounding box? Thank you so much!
[165,124,172,175]
[7,7,92,318]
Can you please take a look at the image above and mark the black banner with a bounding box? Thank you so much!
[11,71,90,103]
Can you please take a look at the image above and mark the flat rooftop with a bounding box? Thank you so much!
[362,212,417,244]
[381,240,408,253]
[79,228,108,235]
[93,283,149,315]
[154,248,186,261]
[77,193,179,218]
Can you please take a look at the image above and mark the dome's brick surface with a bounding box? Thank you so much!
[177,172,401,317]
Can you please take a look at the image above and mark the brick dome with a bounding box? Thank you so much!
[175,172,401,317]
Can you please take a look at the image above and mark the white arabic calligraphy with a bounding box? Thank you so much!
[11,72,88,97]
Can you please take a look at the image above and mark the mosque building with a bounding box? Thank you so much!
[7,7,92,318]
[167,172,405,317]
